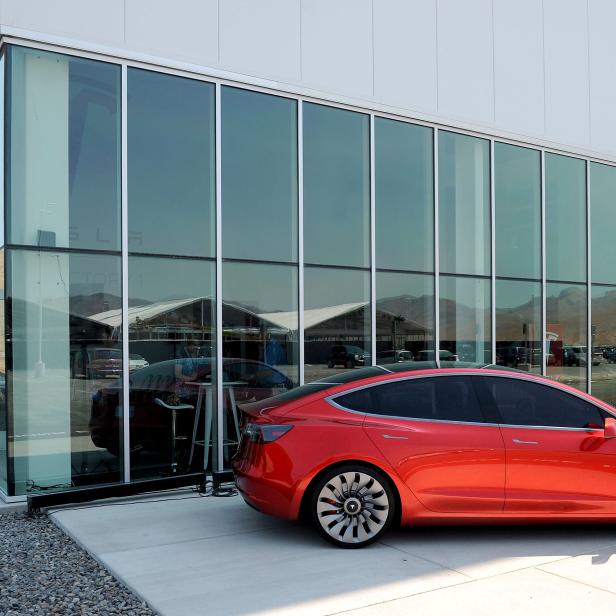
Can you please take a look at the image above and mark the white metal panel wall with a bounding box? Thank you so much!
[220,0,300,82]
[493,0,544,137]
[436,0,494,125]
[373,0,437,113]
[0,0,125,46]
[543,0,590,147]
[125,0,218,66]
[588,0,616,156]
[300,0,373,99]
[3,0,616,159]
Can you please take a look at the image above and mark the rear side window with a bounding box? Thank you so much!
[334,376,484,423]
[483,377,604,429]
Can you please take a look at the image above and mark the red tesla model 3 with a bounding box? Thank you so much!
[232,362,616,548]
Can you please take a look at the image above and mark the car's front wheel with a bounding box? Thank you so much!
[311,465,395,548]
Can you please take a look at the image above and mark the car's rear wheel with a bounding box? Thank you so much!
[311,465,395,548]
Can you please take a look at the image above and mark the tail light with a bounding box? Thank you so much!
[244,423,293,443]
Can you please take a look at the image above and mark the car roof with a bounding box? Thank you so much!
[314,361,523,385]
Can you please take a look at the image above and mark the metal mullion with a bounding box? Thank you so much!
[433,128,440,366]
[586,160,592,394]
[541,151,547,377]
[370,115,376,366]
[298,101,304,385]
[215,83,223,473]
[490,139,496,364]
[120,64,130,484]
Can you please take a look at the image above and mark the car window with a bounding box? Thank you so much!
[483,377,604,429]
[334,376,484,423]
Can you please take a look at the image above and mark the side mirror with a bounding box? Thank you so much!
[605,417,616,438]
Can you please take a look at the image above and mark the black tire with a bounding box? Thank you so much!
[327,360,335,368]
[345,359,355,369]
[310,464,395,548]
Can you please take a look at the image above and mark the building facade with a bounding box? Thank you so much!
[3,0,616,499]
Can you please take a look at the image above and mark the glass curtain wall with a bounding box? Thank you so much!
[590,162,616,402]
[438,132,491,360]
[303,104,370,381]
[127,69,216,479]
[494,143,542,373]
[221,87,299,461]
[545,154,587,390]
[5,46,122,496]
[374,118,434,363]
[9,42,616,496]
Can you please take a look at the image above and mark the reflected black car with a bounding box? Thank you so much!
[327,345,369,369]
[89,358,293,467]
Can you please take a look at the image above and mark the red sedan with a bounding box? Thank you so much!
[232,362,616,548]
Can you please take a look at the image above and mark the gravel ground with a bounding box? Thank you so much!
[0,512,156,616]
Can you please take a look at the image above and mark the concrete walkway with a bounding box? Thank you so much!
[50,492,616,615]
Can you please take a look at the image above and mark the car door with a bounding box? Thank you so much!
[478,375,616,514]
[335,374,506,513]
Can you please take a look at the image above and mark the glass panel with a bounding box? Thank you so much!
[222,261,298,461]
[439,275,491,363]
[590,163,616,285]
[7,249,123,496]
[304,266,370,382]
[376,271,434,364]
[545,154,586,282]
[591,285,616,406]
[222,87,297,262]
[375,118,433,271]
[303,103,369,267]
[8,46,121,251]
[495,279,542,374]
[494,143,541,279]
[484,377,603,428]
[336,376,484,422]
[0,249,6,494]
[126,256,216,480]
[128,68,215,257]
[546,282,587,392]
[438,131,490,276]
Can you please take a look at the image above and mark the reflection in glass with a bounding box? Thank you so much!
[494,143,541,279]
[0,249,6,494]
[591,286,616,405]
[546,283,587,391]
[591,163,616,285]
[222,87,297,262]
[376,271,434,364]
[439,275,491,363]
[375,118,433,272]
[7,250,123,495]
[304,267,371,383]
[545,154,586,282]
[495,279,542,374]
[123,256,216,479]
[8,46,121,251]
[128,68,215,257]
[303,103,369,267]
[438,131,490,276]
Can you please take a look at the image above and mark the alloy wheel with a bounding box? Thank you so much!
[314,469,391,547]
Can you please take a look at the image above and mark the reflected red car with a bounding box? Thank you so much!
[233,362,616,548]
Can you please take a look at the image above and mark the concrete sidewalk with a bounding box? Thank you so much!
[50,492,616,615]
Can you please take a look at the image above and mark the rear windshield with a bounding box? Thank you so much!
[262,382,333,404]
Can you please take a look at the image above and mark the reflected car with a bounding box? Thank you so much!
[234,362,616,548]
[129,353,149,371]
[89,358,294,462]
[564,346,599,367]
[327,345,368,369]
[376,350,414,363]
[83,348,123,379]
[415,349,459,362]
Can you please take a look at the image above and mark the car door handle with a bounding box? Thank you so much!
[512,438,539,445]
[382,434,408,440]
